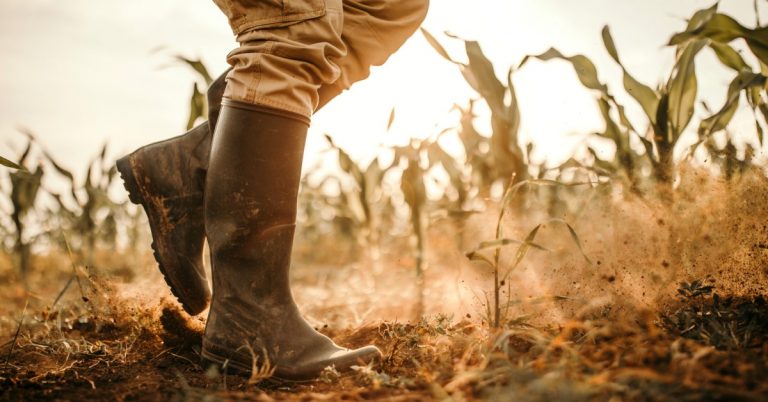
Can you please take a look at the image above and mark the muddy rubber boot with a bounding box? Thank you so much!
[201,100,381,381]
[115,70,228,315]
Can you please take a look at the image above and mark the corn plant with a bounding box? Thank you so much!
[422,29,529,195]
[3,139,44,279]
[44,143,120,267]
[321,135,392,258]
[671,5,768,159]
[465,179,593,329]
[516,4,768,199]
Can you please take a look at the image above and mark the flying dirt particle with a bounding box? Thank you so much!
[661,261,670,268]
[159,305,203,349]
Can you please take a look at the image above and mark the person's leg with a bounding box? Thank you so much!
[116,0,429,317]
[202,0,384,379]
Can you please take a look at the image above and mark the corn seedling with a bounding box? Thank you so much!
[466,179,593,328]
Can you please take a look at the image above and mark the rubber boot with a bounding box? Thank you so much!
[115,71,228,315]
[201,100,381,381]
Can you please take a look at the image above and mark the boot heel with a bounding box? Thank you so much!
[116,155,144,206]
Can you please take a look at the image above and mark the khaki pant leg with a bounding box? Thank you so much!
[316,0,430,110]
[215,0,346,118]
[213,0,430,117]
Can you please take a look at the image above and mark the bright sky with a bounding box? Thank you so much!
[0,1,765,183]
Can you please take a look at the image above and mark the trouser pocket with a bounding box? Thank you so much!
[212,0,326,35]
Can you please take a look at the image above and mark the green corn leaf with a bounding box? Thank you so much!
[501,224,543,282]
[699,71,767,138]
[669,13,768,66]
[0,156,24,170]
[465,250,495,267]
[686,3,719,31]
[186,83,206,130]
[709,41,750,71]
[174,55,213,85]
[550,218,594,266]
[475,237,549,252]
[602,26,660,125]
[667,39,706,139]
[597,97,622,143]
[520,48,606,92]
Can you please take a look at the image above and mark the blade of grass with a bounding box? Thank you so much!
[4,299,28,370]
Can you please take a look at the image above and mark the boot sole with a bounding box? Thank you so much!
[200,348,323,383]
[116,154,207,316]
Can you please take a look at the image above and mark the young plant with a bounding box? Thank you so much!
[466,179,593,328]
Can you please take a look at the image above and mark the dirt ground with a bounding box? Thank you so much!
[2,174,768,401]
[1,253,767,402]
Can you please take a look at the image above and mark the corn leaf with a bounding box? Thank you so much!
[686,3,719,31]
[667,39,706,138]
[465,41,507,115]
[175,55,213,85]
[474,238,549,252]
[520,48,606,92]
[669,13,768,66]
[602,26,660,124]
[501,224,543,282]
[0,156,24,170]
[709,41,750,71]
[186,83,206,130]
[550,218,594,266]
[465,251,495,267]
[699,71,767,138]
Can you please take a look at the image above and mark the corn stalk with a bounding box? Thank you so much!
[6,140,43,279]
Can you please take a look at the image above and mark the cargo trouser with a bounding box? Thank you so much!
[212,0,430,118]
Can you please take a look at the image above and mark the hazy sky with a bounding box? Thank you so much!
[1,1,765,182]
